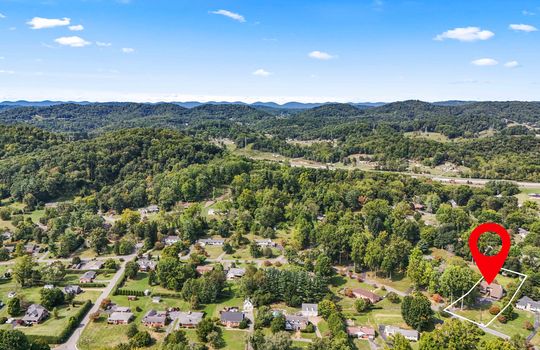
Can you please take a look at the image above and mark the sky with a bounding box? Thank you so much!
[0,0,539,103]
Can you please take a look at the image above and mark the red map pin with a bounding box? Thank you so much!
[469,222,511,284]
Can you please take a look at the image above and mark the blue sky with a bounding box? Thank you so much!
[0,0,539,102]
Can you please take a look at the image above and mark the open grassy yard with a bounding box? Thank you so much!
[364,272,413,294]
[404,131,451,143]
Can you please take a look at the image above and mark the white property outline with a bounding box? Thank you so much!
[443,267,528,327]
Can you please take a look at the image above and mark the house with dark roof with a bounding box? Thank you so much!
[22,304,49,324]
[347,326,376,340]
[285,315,309,331]
[80,271,97,283]
[64,285,82,295]
[351,288,382,304]
[142,310,168,328]
[220,311,244,328]
[479,281,504,300]
[516,296,540,313]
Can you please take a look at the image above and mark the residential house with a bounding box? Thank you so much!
[516,296,540,313]
[243,299,254,312]
[140,205,159,215]
[163,235,180,246]
[518,228,530,240]
[4,246,15,254]
[63,285,82,295]
[176,311,204,328]
[285,315,309,331]
[384,326,419,342]
[195,265,214,275]
[43,284,54,290]
[22,304,49,324]
[197,238,225,247]
[1,231,13,241]
[142,310,168,328]
[108,311,134,325]
[80,271,97,283]
[255,239,276,247]
[226,268,246,280]
[25,243,38,255]
[479,281,504,300]
[351,288,382,304]
[220,311,244,328]
[111,306,132,313]
[137,258,157,272]
[83,260,104,270]
[301,303,318,317]
[152,296,161,304]
[347,326,376,340]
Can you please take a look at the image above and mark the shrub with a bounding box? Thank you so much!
[497,315,507,324]
[239,319,249,329]
[386,292,401,303]
[302,323,315,333]
[489,306,501,315]
[524,320,534,331]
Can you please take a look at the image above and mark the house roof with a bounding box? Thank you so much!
[285,315,308,323]
[517,296,540,309]
[227,268,245,277]
[81,271,97,279]
[142,310,167,324]
[220,311,244,323]
[109,312,134,322]
[480,281,504,299]
[64,285,81,294]
[176,311,204,325]
[347,326,375,336]
[385,326,419,339]
[351,288,382,302]
[301,303,318,312]
[22,304,48,322]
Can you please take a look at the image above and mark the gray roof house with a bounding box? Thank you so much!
[516,296,540,313]
[137,258,157,271]
[64,285,82,295]
[163,235,180,246]
[176,311,205,327]
[220,311,245,327]
[142,310,168,327]
[226,268,246,280]
[80,271,97,283]
[108,311,134,324]
[22,304,49,324]
[285,315,309,331]
[384,326,419,341]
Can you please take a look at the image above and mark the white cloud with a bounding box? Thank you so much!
[435,27,494,42]
[69,24,84,31]
[509,24,538,32]
[122,47,135,53]
[471,58,498,66]
[0,12,6,19]
[96,41,112,47]
[504,61,520,68]
[0,56,4,60]
[252,69,271,77]
[210,9,245,23]
[522,10,536,16]
[54,36,91,47]
[308,51,336,60]
[0,70,15,74]
[27,17,70,29]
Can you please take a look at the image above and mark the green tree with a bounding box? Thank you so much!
[389,333,413,350]
[125,261,139,279]
[14,255,35,287]
[401,293,433,331]
[418,319,482,350]
[270,314,286,333]
[7,297,21,316]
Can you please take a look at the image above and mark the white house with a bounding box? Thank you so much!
[301,303,318,317]
[516,296,540,313]
[384,326,419,342]
[243,299,254,312]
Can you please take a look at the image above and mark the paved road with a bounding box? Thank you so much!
[242,151,540,190]
[54,251,139,350]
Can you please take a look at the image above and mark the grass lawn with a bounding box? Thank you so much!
[221,329,248,350]
[203,284,243,318]
[404,131,451,143]
[204,245,224,259]
[364,272,412,294]
[353,339,372,350]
